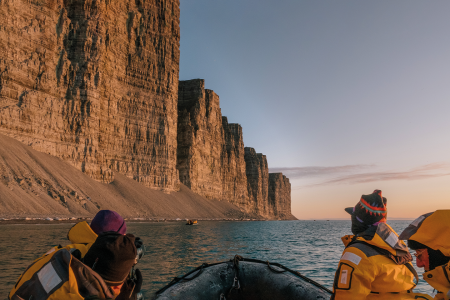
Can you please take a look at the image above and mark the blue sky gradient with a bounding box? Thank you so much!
[179,1,450,219]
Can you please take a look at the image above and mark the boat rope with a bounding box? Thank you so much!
[266,261,287,273]
[231,257,241,289]
[154,262,223,295]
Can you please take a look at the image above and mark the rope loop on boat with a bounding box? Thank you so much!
[155,262,212,295]
[266,261,287,273]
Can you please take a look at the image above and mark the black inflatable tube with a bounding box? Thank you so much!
[152,255,333,300]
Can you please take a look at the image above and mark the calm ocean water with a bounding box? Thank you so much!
[0,220,433,298]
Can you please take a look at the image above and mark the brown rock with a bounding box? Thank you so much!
[0,0,180,192]
[0,1,294,219]
[221,117,248,207]
[244,147,270,217]
[177,79,224,199]
[177,80,249,207]
[0,133,247,219]
[177,80,293,219]
[268,173,292,219]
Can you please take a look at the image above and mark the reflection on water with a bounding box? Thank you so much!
[0,220,432,298]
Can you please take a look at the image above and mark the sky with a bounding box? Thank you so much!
[179,0,450,220]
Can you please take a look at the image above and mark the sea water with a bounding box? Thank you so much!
[0,220,434,298]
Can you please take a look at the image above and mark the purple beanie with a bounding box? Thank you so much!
[90,210,127,235]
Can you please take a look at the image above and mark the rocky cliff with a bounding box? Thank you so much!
[0,1,293,219]
[244,147,270,217]
[221,117,248,208]
[268,173,292,219]
[177,79,248,205]
[0,133,249,220]
[0,0,180,192]
[177,79,292,219]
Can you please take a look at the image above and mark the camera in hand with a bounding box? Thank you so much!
[129,237,145,300]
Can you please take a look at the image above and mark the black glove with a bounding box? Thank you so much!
[135,237,143,249]
[134,237,145,261]
[116,268,143,300]
[133,269,143,298]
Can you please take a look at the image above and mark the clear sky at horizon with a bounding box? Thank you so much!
[179,1,450,220]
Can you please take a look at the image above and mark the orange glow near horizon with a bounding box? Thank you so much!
[291,176,450,220]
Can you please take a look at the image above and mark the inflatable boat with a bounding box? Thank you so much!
[152,255,333,300]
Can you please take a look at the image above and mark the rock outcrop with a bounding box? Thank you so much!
[0,1,293,219]
[244,147,270,217]
[268,173,292,219]
[0,0,180,192]
[221,117,248,208]
[177,79,291,219]
[177,79,248,205]
[0,133,249,220]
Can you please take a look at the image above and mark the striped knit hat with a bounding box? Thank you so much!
[345,190,388,225]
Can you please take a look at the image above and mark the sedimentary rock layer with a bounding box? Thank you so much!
[268,173,292,219]
[0,0,180,192]
[177,79,224,199]
[177,79,248,204]
[0,133,248,220]
[177,79,291,219]
[0,0,293,219]
[244,147,270,217]
[222,117,248,207]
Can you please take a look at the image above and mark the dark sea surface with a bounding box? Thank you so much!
[0,220,434,298]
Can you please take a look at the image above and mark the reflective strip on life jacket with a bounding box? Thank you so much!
[10,249,71,299]
[10,248,116,300]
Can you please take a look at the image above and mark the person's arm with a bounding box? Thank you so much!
[332,248,375,300]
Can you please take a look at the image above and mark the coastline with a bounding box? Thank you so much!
[0,217,276,225]
[0,134,296,222]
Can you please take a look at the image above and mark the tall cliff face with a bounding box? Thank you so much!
[0,1,293,218]
[222,117,248,207]
[177,79,248,204]
[0,0,180,192]
[268,173,292,219]
[177,79,224,199]
[177,79,291,219]
[244,147,270,217]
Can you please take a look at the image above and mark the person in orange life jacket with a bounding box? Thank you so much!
[9,232,142,300]
[88,210,143,253]
[332,190,432,300]
[83,232,143,300]
[48,209,133,258]
[399,210,450,300]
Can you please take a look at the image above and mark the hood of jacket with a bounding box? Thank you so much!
[67,221,98,245]
[70,254,116,299]
[399,210,450,257]
[423,261,450,296]
[342,222,410,257]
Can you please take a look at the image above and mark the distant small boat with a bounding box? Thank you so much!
[186,219,198,225]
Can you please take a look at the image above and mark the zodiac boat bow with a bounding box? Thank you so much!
[152,255,332,300]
